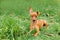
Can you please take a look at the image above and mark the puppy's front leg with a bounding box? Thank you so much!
[33,26,40,36]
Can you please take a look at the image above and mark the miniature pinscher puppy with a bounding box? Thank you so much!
[29,7,48,36]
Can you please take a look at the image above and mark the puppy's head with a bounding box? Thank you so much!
[29,7,40,22]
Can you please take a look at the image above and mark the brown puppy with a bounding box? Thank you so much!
[29,7,48,36]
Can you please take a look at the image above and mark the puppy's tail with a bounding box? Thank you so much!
[29,7,33,13]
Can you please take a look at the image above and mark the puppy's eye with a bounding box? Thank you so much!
[31,16,33,17]
[35,16,37,17]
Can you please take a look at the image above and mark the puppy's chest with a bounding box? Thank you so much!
[32,24,37,29]
[31,21,44,29]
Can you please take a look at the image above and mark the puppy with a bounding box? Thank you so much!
[29,7,48,36]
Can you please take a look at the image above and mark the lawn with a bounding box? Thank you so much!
[0,0,60,40]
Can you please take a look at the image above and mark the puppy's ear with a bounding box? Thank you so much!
[36,11,40,15]
[29,7,33,14]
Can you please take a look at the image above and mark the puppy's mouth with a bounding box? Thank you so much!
[33,20,36,22]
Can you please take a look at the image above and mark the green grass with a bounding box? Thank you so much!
[0,0,60,40]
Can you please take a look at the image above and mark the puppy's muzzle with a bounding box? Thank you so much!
[33,20,36,22]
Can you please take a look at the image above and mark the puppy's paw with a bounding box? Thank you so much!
[33,34,37,36]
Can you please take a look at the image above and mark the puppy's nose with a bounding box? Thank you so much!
[33,20,35,22]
